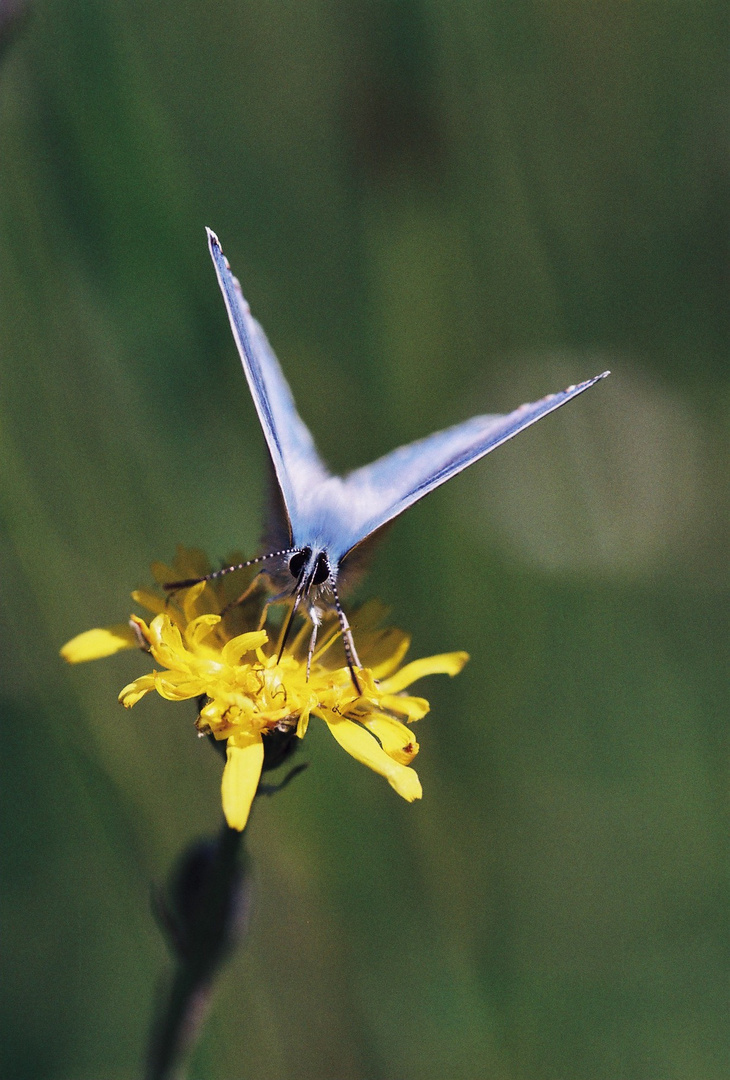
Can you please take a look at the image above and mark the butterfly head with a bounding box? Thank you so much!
[288,547,331,591]
[282,545,362,691]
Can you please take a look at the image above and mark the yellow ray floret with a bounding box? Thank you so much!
[61,548,468,830]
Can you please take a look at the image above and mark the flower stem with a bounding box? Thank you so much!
[144,824,250,1080]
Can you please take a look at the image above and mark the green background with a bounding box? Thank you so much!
[1,2,728,1077]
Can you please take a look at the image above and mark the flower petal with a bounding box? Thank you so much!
[182,581,210,625]
[151,547,209,586]
[378,651,470,694]
[174,546,211,580]
[322,711,422,802]
[361,713,419,765]
[150,560,181,586]
[221,629,269,666]
[376,693,430,722]
[131,588,168,617]
[187,613,223,648]
[147,615,189,669]
[368,631,411,679]
[348,598,391,633]
[118,674,157,707]
[221,734,265,830]
[61,624,139,663]
[153,673,207,701]
[296,707,311,738]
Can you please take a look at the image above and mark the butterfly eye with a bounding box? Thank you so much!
[288,549,310,578]
[312,553,330,586]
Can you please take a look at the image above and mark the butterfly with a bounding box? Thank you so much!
[167,229,609,690]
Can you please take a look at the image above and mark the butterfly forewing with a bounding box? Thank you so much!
[333,372,609,560]
[207,228,330,545]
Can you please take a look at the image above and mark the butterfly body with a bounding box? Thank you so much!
[169,230,609,684]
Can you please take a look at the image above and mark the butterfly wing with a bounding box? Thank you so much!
[208,228,608,568]
[335,372,609,563]
[207,229,330,543]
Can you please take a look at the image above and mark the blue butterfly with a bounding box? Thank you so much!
[167,229,608,689]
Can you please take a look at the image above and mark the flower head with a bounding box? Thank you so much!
[62,547,468,830]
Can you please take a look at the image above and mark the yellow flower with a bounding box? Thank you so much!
[62,547,468,831]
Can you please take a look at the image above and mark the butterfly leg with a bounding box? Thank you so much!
[342,618,363,675]
[306,616,320,681]
[254,587,294,632]
[328,577,363,694]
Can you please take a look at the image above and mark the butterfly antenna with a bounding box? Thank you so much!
[328,576,363,695]
[163,547,297,593]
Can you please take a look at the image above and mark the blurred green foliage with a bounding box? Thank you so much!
[1,1,728,1078]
